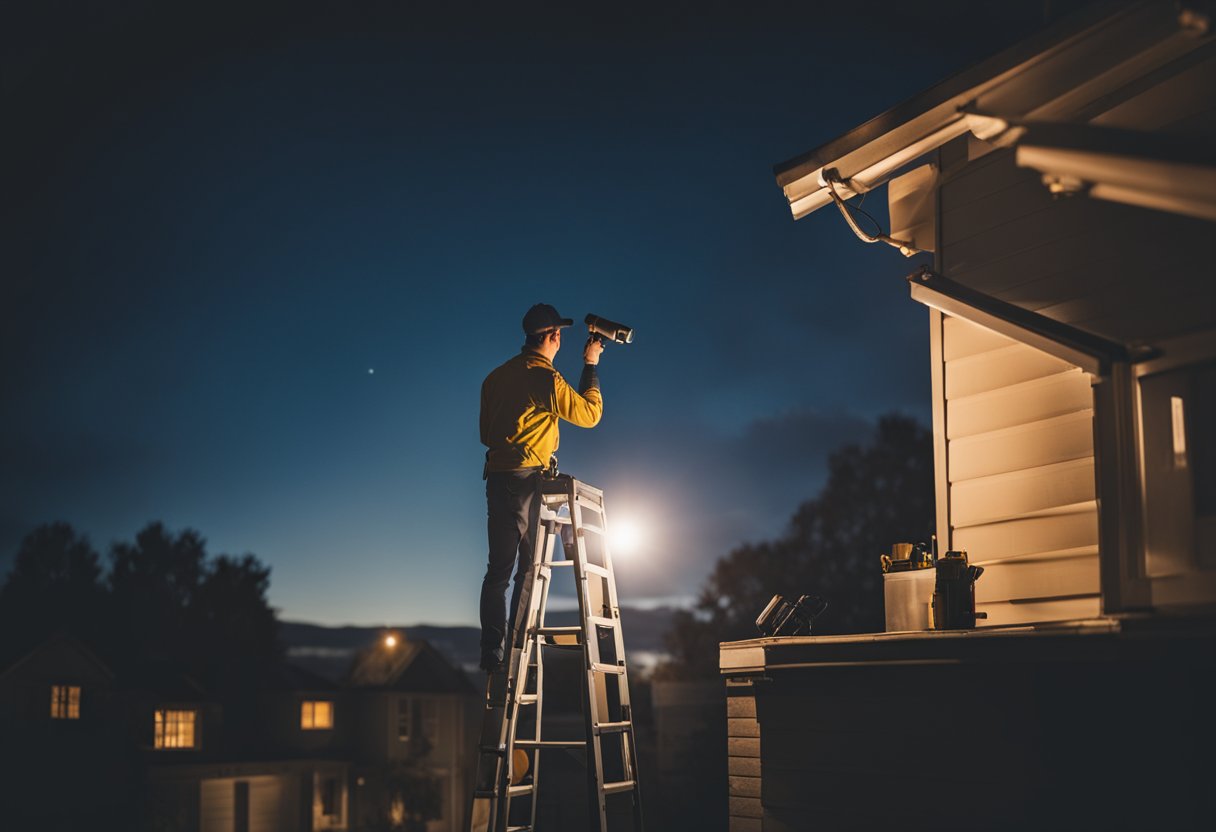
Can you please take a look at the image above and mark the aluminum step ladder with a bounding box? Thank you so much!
[470,475,644,832]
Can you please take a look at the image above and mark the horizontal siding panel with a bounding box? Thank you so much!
[729,796,763,819]
[726,697,756,719]
[975,553,1099,604]
[729,775,762,798]
[946,344,1075,399]
[728,718,760,738]
[948,410,1094,482]
[977,596,1101,627]
[938,147,1031,214]
[941,177,1057,249]
[948,370,1092,439]
[728,738,760,758]
[951,457,1095,528]
[942,315,1017,361]
[954,508,1098,561]
[944,193,1098,280]
[728,756,761,777]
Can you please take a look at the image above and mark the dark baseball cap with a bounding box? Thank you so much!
[522,303,574,334]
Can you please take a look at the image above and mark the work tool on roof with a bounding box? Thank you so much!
[469,475,644,832]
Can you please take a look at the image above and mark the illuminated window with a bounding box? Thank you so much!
[50,685,80,719]
[154,709,197,749]
[301,700,334,730]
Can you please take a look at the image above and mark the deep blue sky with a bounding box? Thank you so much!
[3,1,1077,625]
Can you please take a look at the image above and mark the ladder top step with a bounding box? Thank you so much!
[601,779,637,796]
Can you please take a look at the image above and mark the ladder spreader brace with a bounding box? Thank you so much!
[469,475,645,832]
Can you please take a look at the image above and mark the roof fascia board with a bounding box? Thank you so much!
[778,1,1205,219]
[906,269,1132,376]
[774,0,1129,188]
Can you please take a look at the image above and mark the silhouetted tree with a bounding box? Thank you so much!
[0,522,106,661]
[190,553,281,696]
[109,522,209,663]
[660,414,934,678]
[1,520,281,701]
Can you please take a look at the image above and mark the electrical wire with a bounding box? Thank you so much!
[823,177,922,257]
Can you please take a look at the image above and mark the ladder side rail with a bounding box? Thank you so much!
[569,478,613,832]
[528,517,562,832]
[591,480,646,831]
[494,505,557,832]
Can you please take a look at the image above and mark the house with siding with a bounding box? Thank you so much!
[0,632,477,831]
[721,2,1216,829]
[344,636,480,832]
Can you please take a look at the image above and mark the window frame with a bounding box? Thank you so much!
[301,699,335,730]
[50,684,81,720]
[153,707,199,750]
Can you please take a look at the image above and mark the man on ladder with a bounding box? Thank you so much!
[478,303,604,674]
[475,304,643,832]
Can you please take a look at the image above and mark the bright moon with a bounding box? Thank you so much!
[609,518,644,556]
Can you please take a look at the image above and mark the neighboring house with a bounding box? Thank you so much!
[344,637,480,832]
[0,633,132,829]
[722,3,1216,830]
[0,632,475,832]
[143,662,352,832]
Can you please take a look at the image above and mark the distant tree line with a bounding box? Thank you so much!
[659,414,935,678]
[0,521,281,702]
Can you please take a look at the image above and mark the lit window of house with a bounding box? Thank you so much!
[50,685,81,719]
[301,700,334,730]
[397,698,410,741]
[154,709,197,749]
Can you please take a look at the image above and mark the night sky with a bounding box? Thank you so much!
[3,2,1073,625]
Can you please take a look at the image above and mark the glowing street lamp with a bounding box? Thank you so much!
[383,634,398,649]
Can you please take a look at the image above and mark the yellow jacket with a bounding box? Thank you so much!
[480,348,603,472]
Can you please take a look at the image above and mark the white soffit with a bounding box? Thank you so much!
[776,1,1214,220]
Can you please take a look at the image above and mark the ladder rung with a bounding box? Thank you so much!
[575,495,602,510]
[594,721,633,734]
[583,563,610,578]
[514,739,586,749]
[507,826,534,832]
[517,694,538,705]
[579,522,606,536]
[588,615,618,629]
[590,662,626,675]
[601,780,636,796]
[548,560,574,567]
[536,626,583,637]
